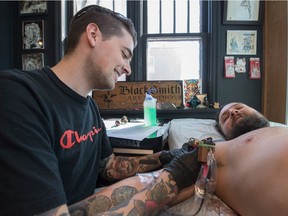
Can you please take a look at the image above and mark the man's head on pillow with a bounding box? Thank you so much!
[215,102,270,140]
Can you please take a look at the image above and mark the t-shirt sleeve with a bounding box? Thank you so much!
[0,78,67,215]
[100,119,113,159]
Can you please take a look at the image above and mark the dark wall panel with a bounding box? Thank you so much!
[0,1,14,70]
[211,1,263,112]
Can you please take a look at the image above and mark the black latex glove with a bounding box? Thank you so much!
[164,147,201,192]
[159,138,198,166]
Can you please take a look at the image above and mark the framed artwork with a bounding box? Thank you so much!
[19,1,48,15]
[235,58,246,73]
[183,79,201,107]
[226,30,257,55]
[22,20,44,50]
[224,56,235,78]
[223,0,262,25]
[22,53,44,71]
[249,57,261,79]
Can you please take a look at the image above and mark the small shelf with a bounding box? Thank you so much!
[100,108,218,122]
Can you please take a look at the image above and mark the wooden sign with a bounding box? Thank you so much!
[92,81,183,110]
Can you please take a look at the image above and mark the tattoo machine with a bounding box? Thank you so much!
[194,137,217,199]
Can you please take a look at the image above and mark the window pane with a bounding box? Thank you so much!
[189,0,200,33]
[74,0,126,16]
[176,0,188,33]
[147,0,160,33]
[114,0,126,15]
[147,0,200,34]
[147,38,200,81]
[161,0,173,33]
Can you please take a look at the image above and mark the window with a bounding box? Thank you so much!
[144,0,207,84]
[146,38,201,81]
[73,0,126,16]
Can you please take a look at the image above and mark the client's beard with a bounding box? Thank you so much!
[229,114,270,139]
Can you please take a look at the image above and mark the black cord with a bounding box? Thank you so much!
[191,197,205,216]
[168,197,205,216]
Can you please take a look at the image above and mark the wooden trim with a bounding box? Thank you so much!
[263,1,287,123]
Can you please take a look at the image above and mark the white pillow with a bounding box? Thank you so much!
[269,121,287,127]
[167,118,225,150]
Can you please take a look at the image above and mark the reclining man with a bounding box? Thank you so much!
[99,103,287,216]
[215,102,270,140]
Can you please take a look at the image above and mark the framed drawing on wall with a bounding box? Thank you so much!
[22,53,44,71]
[226,30,257,55]
[249,57,261,79]
[19,1,48,15]
[22,20,44,50]
[223,0,262,25]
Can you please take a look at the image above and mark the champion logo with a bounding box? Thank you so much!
[60,126,102,149]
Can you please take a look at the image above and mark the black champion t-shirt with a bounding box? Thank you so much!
[0,67,112,215]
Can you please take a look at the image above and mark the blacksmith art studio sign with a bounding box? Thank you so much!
[92,81,183,110]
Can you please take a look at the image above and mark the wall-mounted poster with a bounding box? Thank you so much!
[22,20,44,50]
[226,30,257,55]
[223,0,262,25]
[22,53,44,71]
[183,79,201,107]
[224,56,235,78]
[249,57,261,79]
[19,1,48,15]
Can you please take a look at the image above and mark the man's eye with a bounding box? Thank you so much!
[121,51,127,58]
[222,115,228,123]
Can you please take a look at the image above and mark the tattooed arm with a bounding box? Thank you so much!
[66,170,178,216]
[35,173,152,216]
[100,152,163,181]
[35,171,193,216]
[96,171,178,216]
[36,148,201,216]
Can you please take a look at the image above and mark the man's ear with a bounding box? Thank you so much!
[86,23,101,47]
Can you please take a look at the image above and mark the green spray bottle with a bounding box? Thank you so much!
[143,90,157,126]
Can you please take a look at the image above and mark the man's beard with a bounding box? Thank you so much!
[229,114,270,139]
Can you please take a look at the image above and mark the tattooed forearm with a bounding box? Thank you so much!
[102,153,162,181]
[101,173,178,216]
[69,185,139,216]
[111,186,138,206]
[99,156,111,176]
[126,173,177,216]
[104,156,138,180]
[136,153,162,173]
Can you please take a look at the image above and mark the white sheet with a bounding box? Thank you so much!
[167,118,225,150]
[167,118,288,150]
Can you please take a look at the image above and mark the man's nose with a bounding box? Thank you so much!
[230,109,239,116]
[122,63,131,76]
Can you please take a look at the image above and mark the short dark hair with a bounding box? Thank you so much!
[65,5,137,55]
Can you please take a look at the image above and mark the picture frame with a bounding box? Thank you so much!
[19,1,48,15]
[22,20,44,50]
[224,56,236,78]
[249,57,261,79]
[226,30,257,55]
[22,53,44,71]
[223,0,262,25]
